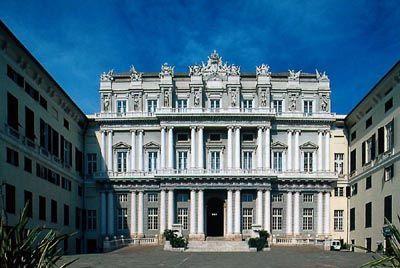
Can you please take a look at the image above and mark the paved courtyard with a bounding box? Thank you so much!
[62,245,374,268]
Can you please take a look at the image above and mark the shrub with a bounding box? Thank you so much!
[258,230,270,240]
[248,237,267,251]
[170,236,187,248]
[163,229,176,241]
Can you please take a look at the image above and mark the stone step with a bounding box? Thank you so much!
[187,240,251,252]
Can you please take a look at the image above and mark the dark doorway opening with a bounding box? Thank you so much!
[206,197,224,236]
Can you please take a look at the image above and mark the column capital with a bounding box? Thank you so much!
[295,129,301,134]
[160,126,167,130]
[324,130,331,135]
[108,129,113,134]
[264,125,271,130]
[227,125,234,130]
[197,126,204,130]
[287,129,293,133]
[190,126,197,130]
[235,126,241,130]
[257,126,264,130]
[167,126,174,130]
[130,129,136,133]
[137,129,144,133]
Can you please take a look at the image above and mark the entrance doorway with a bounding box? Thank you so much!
[206,197,224,236]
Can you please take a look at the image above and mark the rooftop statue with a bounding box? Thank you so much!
[159,63,174,79]
[100,69,114,81]
[129,65,143,81]
[256,64,271,76]
[288,69,301,81]
[316,69,329,82]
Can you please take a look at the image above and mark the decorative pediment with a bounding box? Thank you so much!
[299,141,318,150]
[100,69,114,81]
[271,141,288,149]
[143,142,160,150]
[113,142,131,150]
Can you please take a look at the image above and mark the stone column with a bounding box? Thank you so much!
[294,130,300,171]
[287,130,292,171]
[257,190,263,226]
[286,191,292,235]
[227,189,233,235]
[197,190,204,235]
[160,127,166,170]
[137,191,144,236]
[293,192,300,235]
[234,190,241,234]
[227,126,233,170]
[190,126,196,169]
[324,192,330,235]
[100,192,107,236]
[264,127,271,170]
[168,190,174,229]
[138,130,144,172]
[107,130,113,172]
[234,127,241,169]
[168,127,174,170]
[130,192,136,236]
[160,190,166,234]
[130,130,136,172]
[197,127,204,170]
[190,190,197,235]
[257,127,263,170]
[101,130,107,172]
[325,131,330,172]
[318,131,323,172]
[317,192,323,235]
[107,192,114,236]
[264,190,271,233]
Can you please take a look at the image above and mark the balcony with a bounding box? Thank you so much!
[94,111,157,119]
[156,107,275,116]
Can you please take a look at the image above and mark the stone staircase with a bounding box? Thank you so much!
[186,239,251,252]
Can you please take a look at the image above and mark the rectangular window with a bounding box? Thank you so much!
[75,148,83,174]
[365,117,372,129]
[210,151,221,171]
[177,208,188,230]
[302,208,313,230]
[51,199,58,223]
[177,99,187,112]
[303,152,313,172]
[384,165,394,181]
[273,100,283,114]
[242,151,253,170]
[272,194,283,202]
[39,95,47,110]
[384,98,393,112]
[25,82,39,101]
[303,194,313,203]
[385,120,394,152]
[350,149,356,173]
[350,208,355,231]
[273,151,283,172]
[378,126,385,154]
[148,193,158,202]
[87,153,97,175]
[76,207,81,229]
[177,151,188,171]
[117,151,128,172]
[147,100,157,114]
[304,100,313,115]
[384,195,392,223]
[242,193,254,202]
[148,208,159,230]
[351,183,358,196]
[242,208,253,230]
[177,133,188,141]
[6,147,19,167]
[366,176,372,190]
[7,92,19,132]
[209,134,221,141]
[116,100,127,114]
[176,194,189,202]
[334,210,343,231]
[87,210,97,231]
[272,208,283,230]
[148,151,158,172]
[7,65,24,87]
[210,99,220,110]
[24,190,33,218]
[334,153,344,175]
[5,184,16,214]
[243,99,253,111]
[117,194,128,203]
[25,107,35,142]
[365,202,372,228]
[117,208,128,230]
[64,118,69,129]
[39,196,46,221]
[64,204,70,226]
[334,187,344,197]
[351,131,357,141]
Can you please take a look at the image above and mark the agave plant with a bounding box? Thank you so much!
[0,203,77,268]
[360,216,400,267]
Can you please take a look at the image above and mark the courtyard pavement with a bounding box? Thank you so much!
[62,245,374,268]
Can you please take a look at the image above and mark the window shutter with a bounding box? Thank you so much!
[378,127,384,154]
[362,142,366,166]
[371,134,376,160]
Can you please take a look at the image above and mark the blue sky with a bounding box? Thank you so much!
[1,0,399,115]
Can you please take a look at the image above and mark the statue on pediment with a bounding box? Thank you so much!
[231,90,238,107]
[288,69,301,81]
[289,93,298,111]
[316,69,329,82]
[194,90,201,106]
[228,64,240,76]
[103,95,110,111]
[320,94,329,112]
[133,94,141,111]
[129,65,142,81]
[189,64,202,76]
[159,63,174,79]
[260,91,267,107]
[100,69,114,81]
[164,90,170,107]
[256,64,271,76]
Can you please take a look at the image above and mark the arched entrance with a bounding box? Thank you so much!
[206,197,224,236]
